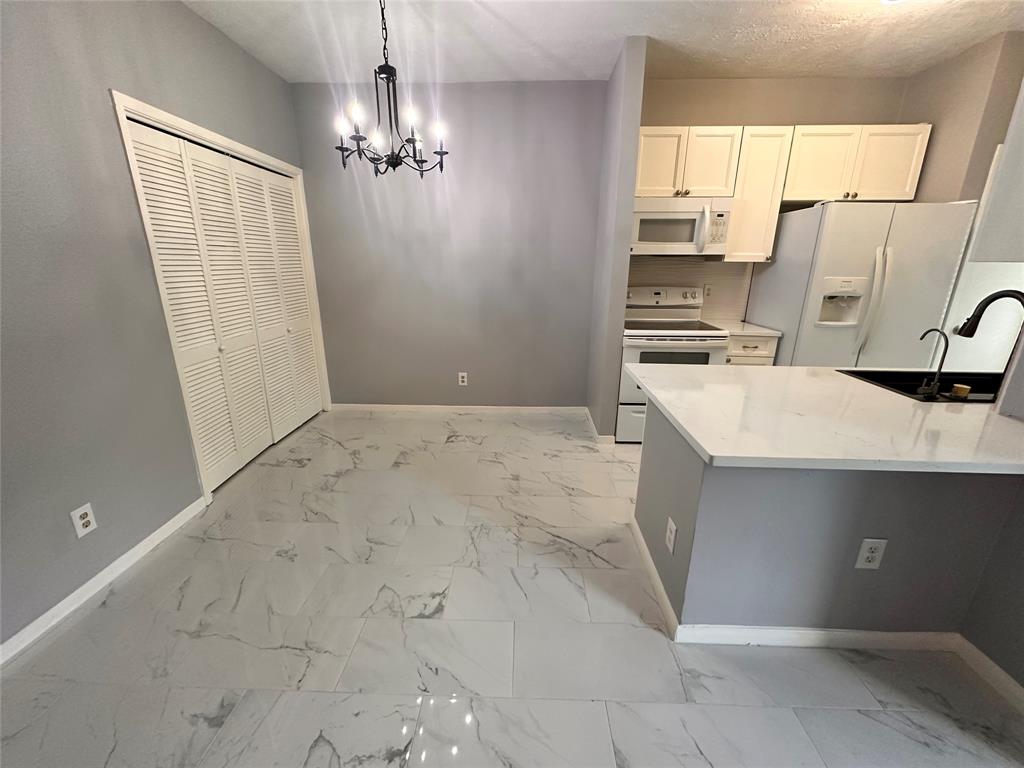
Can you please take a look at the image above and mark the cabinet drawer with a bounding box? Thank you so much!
[725,354,774,366]
[616,405,647,443]
[727,335,778,356]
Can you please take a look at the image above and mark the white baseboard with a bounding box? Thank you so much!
[331,403,591,414]
[0,496,207,666]
[627,518,679,638]
[674,624,962,651]
[955,635,1024,715]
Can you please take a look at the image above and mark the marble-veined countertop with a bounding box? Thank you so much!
[625,363,1024,474]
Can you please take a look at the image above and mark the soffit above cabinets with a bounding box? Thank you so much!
[184,0,1024,83]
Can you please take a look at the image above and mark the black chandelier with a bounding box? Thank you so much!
[333,0,448,177]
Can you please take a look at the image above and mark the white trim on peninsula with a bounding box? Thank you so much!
[627,518,680,639]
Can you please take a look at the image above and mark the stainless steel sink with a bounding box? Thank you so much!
[838,369,1003,403]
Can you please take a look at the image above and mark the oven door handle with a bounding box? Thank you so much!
[623,338,728,350]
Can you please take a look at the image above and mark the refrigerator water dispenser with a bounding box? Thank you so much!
[816,277,868,326]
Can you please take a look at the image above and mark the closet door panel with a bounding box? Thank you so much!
[127,122,240,489]
[231,160,302,438]
[267,174,321,423]
[130,124,217,357]
[186,143,272,464]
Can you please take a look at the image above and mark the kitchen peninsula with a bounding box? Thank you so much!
[626,363,1024,642]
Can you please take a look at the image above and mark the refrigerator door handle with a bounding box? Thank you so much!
[855,245,890,354]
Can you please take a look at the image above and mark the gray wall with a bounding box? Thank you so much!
[963,487,1024,686]
[633,404,705,618]
[0,1,300,642]
[634,404,1021,631]
[586,37,647,435]
[686,466,1018,631]
[642,76,906,126]
[899,32,1024,202]
[291,81,605,406]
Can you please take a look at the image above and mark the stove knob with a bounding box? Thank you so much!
[690,291,697,299]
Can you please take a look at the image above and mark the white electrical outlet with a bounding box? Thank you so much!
[703,284,712,297]
[458,372,468,386]
[665,517,677,554]
[855,538,887,569]
[70,503,97,538]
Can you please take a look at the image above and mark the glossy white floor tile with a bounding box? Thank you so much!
[336,618,514,696]
[673,645,881,708]
[1,680,240,768]
[411,696,616,767]
[606,701,826,767]
[445,566,590,621]
[300,564,453,619]
[513,621,688,702]
[518,526,642,569]
[197,691,420,767]
[394,524,519,567]
[4,408,1021,768]
[795,707,1024,767]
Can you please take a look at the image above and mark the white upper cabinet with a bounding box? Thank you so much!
[726,126,794,262]
[849,124,931,201]
[681,126,742,197]
[783,124,931,201]
[635,127,688,196]
[635,126,742,197]
[782,125,862,201]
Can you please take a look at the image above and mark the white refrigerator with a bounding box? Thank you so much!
[747,201,978,369]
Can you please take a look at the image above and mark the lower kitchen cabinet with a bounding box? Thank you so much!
[725,333,778,365]
[725,355,774,365]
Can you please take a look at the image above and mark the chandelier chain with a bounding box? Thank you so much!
[379,0,389,64]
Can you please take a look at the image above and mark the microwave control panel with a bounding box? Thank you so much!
[707,212,729,245]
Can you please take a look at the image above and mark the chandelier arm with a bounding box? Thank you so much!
[400,156,440,172]
[374,72,383,140]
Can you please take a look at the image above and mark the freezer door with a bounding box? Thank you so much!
[791,203,896,366]
[856,202,978,369]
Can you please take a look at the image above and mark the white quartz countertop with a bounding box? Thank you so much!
[626,363,1024,474]
[712,321,782,337]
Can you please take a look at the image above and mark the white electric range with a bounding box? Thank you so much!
[616,286,729,443]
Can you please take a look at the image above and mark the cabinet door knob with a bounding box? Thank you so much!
[217,345,225,353]
[851,192,859,199]
[842,192,850,199]
[683,189,690,195]
[673,189,682,197]
[286,327,292,333]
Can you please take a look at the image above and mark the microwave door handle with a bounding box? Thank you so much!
[695,205,710,253]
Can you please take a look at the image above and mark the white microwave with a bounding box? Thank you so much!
[631,197,732,256]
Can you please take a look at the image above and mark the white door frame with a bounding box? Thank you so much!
[110,90,332,500]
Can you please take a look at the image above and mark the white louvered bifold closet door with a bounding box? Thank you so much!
[127,122,256,490]
[183,142,273,466]
[231,160,320,440]
[266,173,322,428]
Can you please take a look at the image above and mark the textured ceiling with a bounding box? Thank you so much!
[185,0,1024,83]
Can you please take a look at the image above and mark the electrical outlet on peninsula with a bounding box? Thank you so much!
[665,517,677,554]
[855,538,887,569]
[70,502,98,538]
[458,372,468,386]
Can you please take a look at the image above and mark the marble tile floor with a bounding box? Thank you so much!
[2,407,1022,767]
